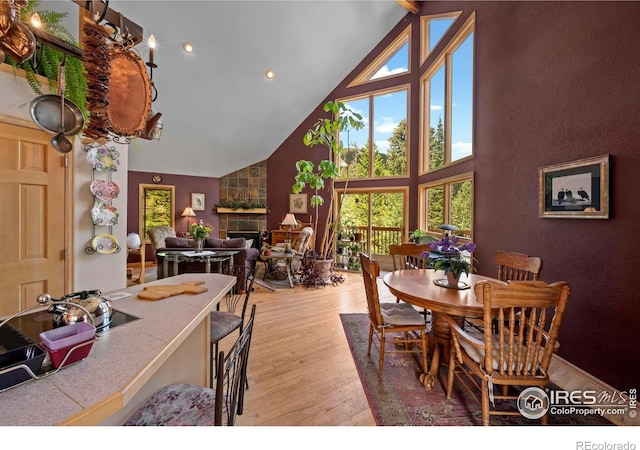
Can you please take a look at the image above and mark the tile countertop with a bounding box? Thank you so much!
[0,273,235,426]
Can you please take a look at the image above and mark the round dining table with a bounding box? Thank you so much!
[383,269,504,389]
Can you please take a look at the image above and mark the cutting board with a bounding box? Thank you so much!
[137,280,208,301]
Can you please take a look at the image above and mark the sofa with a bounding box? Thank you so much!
[156,236,259,279]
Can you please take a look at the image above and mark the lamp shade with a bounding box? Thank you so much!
[281,213,297,227]
[181,207,196,217]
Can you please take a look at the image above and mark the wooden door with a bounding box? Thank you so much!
[0,121,68,316]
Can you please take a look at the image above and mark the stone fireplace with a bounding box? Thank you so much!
[218,160,267,241]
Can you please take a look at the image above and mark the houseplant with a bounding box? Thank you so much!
[4,0,87,119]
[421,235,477,286]
[292,100,364,286]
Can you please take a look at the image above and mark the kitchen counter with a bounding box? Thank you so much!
[0,273,235,426]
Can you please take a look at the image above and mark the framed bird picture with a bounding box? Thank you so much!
[539,155,610,219]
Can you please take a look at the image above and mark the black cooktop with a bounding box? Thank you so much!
[0,309,139,353]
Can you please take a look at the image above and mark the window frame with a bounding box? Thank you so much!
[417,171,474,241]
[348,25,411,88]
[419,12,475,175]
[338,84,411,181]
[420,11,462,65]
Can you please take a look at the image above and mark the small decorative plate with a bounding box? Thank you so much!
[433,279,471,290]
[92,234,119,254]
[90,180,120,202]
[91,201,119,225]
[87,145,120,172]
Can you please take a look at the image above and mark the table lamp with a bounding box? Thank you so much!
[281,213,297,253]
[181,207,196,233]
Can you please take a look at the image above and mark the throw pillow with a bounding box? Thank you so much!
[205,237,225,248]
[224,238,246,248]
[245,239,254,249]
[165,237,194,248]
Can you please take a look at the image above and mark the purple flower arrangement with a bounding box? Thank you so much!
[421,235,477,278]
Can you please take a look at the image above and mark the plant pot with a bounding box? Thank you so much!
[354,232,362,242]
[446,271,460,287]
[313,259,333,282]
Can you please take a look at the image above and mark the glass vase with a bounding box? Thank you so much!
[194,237,204,253]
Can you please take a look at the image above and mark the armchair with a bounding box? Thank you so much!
[147,225,176,254]
[269,226,313,274]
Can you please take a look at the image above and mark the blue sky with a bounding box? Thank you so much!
[342,18,473,160]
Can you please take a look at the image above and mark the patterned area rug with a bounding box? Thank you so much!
[340,313,613,426]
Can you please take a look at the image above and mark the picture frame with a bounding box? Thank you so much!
[289,193,308,214]
[191,193,205,211]
[539,155,610,219]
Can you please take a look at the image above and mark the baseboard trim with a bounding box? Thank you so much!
[550,356,637,426]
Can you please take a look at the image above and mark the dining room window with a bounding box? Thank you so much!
[337,86,409,180]
[420,13,475,173]
[419,172,473,239]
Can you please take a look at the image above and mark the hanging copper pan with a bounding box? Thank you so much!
[105,48,152,137]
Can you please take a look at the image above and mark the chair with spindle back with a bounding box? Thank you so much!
[360,253,428,377]
[389,243,433,321]
[444,280,570,425]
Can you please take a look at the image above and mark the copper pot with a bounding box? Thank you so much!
[0,3,35,63]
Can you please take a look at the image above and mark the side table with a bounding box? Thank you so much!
[261,252,295,288]
[127,240,148,284]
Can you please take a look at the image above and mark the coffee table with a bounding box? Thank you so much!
[158,250,239,278]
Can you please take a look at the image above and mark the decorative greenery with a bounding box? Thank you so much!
[3,0,87,119]
[421,235,477,279]
[298,251,344,288]
[189,220,212,240]
[215,201,269,211]
[409,229,426,240]
[293,100,365,263]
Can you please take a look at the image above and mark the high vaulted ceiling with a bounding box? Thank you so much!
[45,0,410,177]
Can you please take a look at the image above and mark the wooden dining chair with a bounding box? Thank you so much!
[125,305,257,426]
[359,253,428,377]
[443,280,570,425]
[389,243,433,320]
[389,243,433,271]
[495,250,542,282]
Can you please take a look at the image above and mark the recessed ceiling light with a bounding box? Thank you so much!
[265,69,275,79]
[183,42,194,53]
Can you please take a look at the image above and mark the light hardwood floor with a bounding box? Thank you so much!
[233,272,380,426]
[130,264,386,425]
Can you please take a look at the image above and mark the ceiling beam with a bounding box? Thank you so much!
[396,0,420,14]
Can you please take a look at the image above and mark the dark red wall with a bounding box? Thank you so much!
[127,171,220,260]
[268,1,640,390]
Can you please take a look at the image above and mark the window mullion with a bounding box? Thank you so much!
[444,53,453,164]
[368,96,374,177]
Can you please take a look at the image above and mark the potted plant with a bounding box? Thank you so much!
[292,100,364,286]
[421,235,477,286]
[409,229,435,244]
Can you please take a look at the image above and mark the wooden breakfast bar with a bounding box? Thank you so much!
[0,273,234,426]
